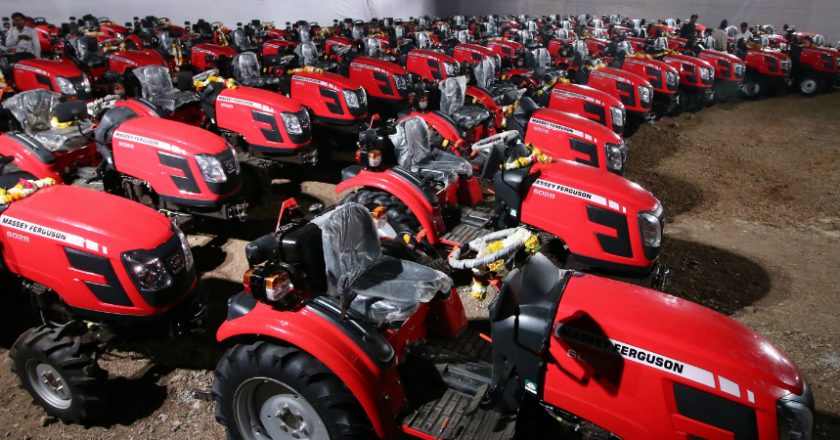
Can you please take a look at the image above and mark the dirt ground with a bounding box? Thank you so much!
[1,92,839,439]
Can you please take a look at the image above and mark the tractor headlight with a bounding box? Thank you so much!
[666,70,678,86]
[638,85,652,103]
[781,59,792,73]
[610,106,625,129]
[393,74,408,90]
[173,225,195,271]
[343,88,366,108]
[777,386,814,440]
[123,250,173,291]
[638,211,662,248]
[195,154,227,183]
[281,112,303,134]
[605,141,627,173]
[699,67,711,80]
[734,63,746,76]
[444,62,459,76]
[343,89,360,108]
[55,77,77,95]
[80,75,91,93]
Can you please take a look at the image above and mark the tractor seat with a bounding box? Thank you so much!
[490,82,520,105]
[33,124,93,152]
[391,116,472,185]
[314,203,452,325]
[133,65,198,113]
[448,105,491,130]
[512,96,539,128]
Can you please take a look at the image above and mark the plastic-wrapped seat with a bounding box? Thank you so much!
[438,76,491,130]
[133,65,198,113]
[231,52,280,88]
[2,90,93,152]
[390,116,472,185]
[313,203,452,324]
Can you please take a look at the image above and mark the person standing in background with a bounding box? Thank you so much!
[712,20,728,51]
[679,14,698,39]
[735,22,753,46]
[5,12,40,60]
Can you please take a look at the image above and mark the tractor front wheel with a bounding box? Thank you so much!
[10,323,108,422]
[213,342,374,440]
[797,75,820,97]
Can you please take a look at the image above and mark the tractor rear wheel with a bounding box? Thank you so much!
[10,323,107,422]
[213,342,375,440]
[341,188,421,236]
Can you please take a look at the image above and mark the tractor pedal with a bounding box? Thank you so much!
[190,388,213,401]
[465,384,489,415]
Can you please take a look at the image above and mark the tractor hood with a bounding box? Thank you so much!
[531,108,622,145]
[591,67,651,87]
[108,49,166,69]
[664,52,714,70]
[219,86,304,114]
[551,82,624,109]
[534,159,658,212]
[552,273,803,402]
[114,117,230,156]
[624,56,679,75]
[351,56,408,75]
[192,43,238,57]
[15,59,83,77]
[293,70,363,91]
[1,185,173,254]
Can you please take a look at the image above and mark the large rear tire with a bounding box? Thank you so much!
[341,188,420,236]
[10,324,108,422]
[213,342,375,440]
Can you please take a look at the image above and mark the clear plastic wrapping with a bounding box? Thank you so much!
[133,65,198,112]
[438,76,467,115]
[389,117,472,183]
[2,89,59,132]
[295,42,319,66]
[232,51,261,81]
[314,203,452,323]
[473,57,495,90]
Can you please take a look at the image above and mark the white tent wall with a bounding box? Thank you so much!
[0,0,433,27]
[433,0,840,42]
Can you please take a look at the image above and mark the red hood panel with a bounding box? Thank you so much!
[1,185,172,253]
[556,274,803,395]
[115,117,229,156]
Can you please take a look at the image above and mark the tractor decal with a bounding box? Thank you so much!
[1,215,108,254]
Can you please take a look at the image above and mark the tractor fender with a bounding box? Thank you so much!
[216,297,404,438]
[335,168,442,243]
[401,111,465,146]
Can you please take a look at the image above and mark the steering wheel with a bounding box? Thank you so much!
[448,227,534,270]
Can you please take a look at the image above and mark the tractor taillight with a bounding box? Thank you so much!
[243,268,254,294]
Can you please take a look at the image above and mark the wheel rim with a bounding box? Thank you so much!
[234,377,330,440]
[744,82,760,96]
[801,79,817,94]
[26,360,72,410]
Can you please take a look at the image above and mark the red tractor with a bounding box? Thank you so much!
[122,64,319,165]
[741,45,792,98]
[543,81,626,135]
[7,57,92,100]
[614,51,681,116]
[787,32,839,96]
[697,49,747,101]
[338,117,667,286]
[212,202,813,440]
[0,167,200,422]
[505,97,628,174]
[661,51,715,111]
[0,90,247,222]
